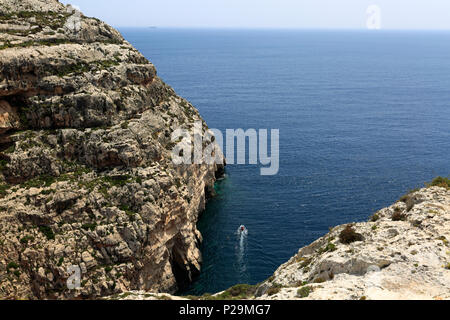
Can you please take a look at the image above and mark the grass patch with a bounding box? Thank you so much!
[266,284,282,296]
[7,261,19,271]
[3,144,16,154]
[20,235,34,244]
[399,188,420,202]
[427,176,450,189]
[318,241,337,254]
[21,174,56,189]
[0,159,9,171]
[392,208,407,221]
[213,284,257,300]
[119,205,137,221]
[81,223,97,231]
[56,60,120,77]
[0,38,74,50]
[297,256,313,269]
[103,175,133,187]
[0,183,9,197]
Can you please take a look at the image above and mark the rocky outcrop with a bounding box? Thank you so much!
[0,0,223,299]
[111,185,450,300]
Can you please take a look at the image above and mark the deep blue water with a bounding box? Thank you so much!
[119,28,450,294]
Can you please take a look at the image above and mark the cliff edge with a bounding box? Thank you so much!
[0,0,223,299]
[255,184,449,300]
[111,183,450,300]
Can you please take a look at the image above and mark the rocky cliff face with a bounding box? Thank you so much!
[0,0,223,299]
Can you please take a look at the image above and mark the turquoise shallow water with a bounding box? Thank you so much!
[120,28,450,294]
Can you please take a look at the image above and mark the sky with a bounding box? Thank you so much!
[61,0,450,30]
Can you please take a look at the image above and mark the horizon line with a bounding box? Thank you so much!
[113,26,450,32]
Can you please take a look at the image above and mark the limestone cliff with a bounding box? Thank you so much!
[111,184,450,300]
[255,185,450,300]
[0,0,223,299]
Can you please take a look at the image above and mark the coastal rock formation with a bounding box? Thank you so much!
[0,0,223,299]
[108,185,450,300]
[256,186,450,300]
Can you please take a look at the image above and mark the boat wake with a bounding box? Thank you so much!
[236,225,248,275]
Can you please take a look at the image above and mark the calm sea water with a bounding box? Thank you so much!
[119,28,450,294]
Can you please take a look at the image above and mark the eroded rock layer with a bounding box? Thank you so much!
[110,186,450,300]
[0,0,223,299]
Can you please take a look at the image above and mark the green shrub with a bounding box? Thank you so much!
[119,205,137,221]
[40,189,55,195]
[57,62,90,77]
[297,257,312,269]
[0,159,8,171]
[7,262,19,270]
[39,225,55,240]
[427,176,450,189]
[81,223,97,231]
[4,144,15,154]
[0,184,9,197]
[318,241,336,254]
[104,175,132,187]
[104,265,113,273]
[20,235,34,244]
[21,174,56,189]
[370,213,379,222]
[297,286,312,298]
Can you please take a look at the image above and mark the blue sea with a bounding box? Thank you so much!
[119,28,450,295]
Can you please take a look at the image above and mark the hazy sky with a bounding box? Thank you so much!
[61,0,450,30]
